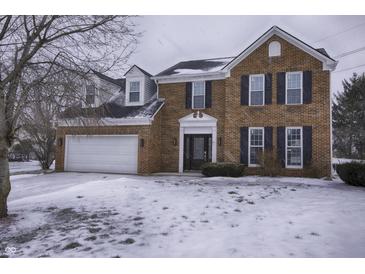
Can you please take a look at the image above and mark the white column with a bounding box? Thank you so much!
[178,126,184,173]
[212,126,217,163]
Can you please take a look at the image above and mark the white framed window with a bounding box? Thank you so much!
[86,85,96,105]
[249,74,265,106]
[248,127,264,166]
[286,127,303,168]
[269,41,281,57]
[286,71,303,105]
[129,81,141,103]
[192,81,205,109]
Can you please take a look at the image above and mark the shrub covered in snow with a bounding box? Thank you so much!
[201,162,245,177]
[336,162,365,187]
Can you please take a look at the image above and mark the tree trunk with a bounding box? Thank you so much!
[0,139,10,218]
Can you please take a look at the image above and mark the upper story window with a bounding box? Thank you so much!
[129,81,140,103]
[286,71,302,105]
[249,74,264,106]
[192,81,205,109]
[269,41,281,57]
[286,127,303,168]
[249,127,264,166]
[86,85,96,105]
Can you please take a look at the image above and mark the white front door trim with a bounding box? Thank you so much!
[178,112,217,173]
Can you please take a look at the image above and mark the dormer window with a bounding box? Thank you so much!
[86,85,96,105]
[269,41,281,57]
[129,81,140,102]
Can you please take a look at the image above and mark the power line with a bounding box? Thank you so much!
[314,21,365,43]
[334,46,365,58]
[333,63,365,73]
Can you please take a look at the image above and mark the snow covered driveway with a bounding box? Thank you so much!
[1,173,365,258]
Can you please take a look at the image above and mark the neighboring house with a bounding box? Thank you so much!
[55,26,338,177]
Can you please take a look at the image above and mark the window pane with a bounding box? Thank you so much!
[130,81,140,92]
[250,128,263,146]
[287,73,301,89]
[287,128,301,147]
[193,95,204,109]
[287,89,301,104]
[250,147,263,165]
[250,75,264,91]
[287,147,301,166]
[250,90,264,105]
[193,81,205,95]
[129,91,140,102]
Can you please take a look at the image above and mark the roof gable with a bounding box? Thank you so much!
[223,26,337,72]
[124,65,152,77]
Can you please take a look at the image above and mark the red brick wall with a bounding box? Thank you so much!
[158,35,331,177]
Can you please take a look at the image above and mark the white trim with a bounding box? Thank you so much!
[223,26,338,72]
[125,76,145,106]
[178,112,217,173]
[285,126,303,169]
[58,117,153,126]
[248,127,264,167]
[285,71,303,105]
[152,71,229,83]
[192,81,206,109]
[249,74,265,106]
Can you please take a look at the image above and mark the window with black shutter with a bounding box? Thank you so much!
[205,81,212,108]
[303,71,312,104]
[277,72,286,104]
[185,82,192,109]
[241,75,249,105]
[240,127,248,165]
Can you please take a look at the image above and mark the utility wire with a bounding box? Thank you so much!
[334,46,365,58]
[314,21,365,43]
[333,63,365,73]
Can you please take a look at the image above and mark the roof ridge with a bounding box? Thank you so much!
[178,56,235,63]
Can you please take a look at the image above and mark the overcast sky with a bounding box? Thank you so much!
[124,15,365,96]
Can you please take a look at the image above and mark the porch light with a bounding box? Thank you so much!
[218,137,222,146]
[57,137,63,147]
[140,138,144,148]
[173,137,177,146]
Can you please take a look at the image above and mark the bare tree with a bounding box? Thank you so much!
[0,15,139,217]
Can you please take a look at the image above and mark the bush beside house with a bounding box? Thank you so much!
[201,162,245,177]
[336,162,365,187]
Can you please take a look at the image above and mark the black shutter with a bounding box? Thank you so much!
[277,72,286,104]
[265,73,272,105]
[264,127,273,150]
[277,127,286,168]
[303,126,312,166]
[303,71,312,104]
[185,82,192,109]
[240,127,248,165]
[205,81,212,108]
[240,75,249,105]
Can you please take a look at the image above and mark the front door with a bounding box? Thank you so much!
[184,134,212,170]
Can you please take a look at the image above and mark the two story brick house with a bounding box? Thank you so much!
[55,26,338,177]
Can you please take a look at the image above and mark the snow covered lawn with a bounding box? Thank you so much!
[9,161,43,175]
[1,173,365,258]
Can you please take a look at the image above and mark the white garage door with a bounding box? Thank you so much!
[64,135,138,174]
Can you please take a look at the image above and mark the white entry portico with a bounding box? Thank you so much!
[178,111,217,173]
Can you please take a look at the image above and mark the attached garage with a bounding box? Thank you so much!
[64,135,138,174]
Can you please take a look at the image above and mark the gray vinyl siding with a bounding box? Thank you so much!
[144,75,157,104]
